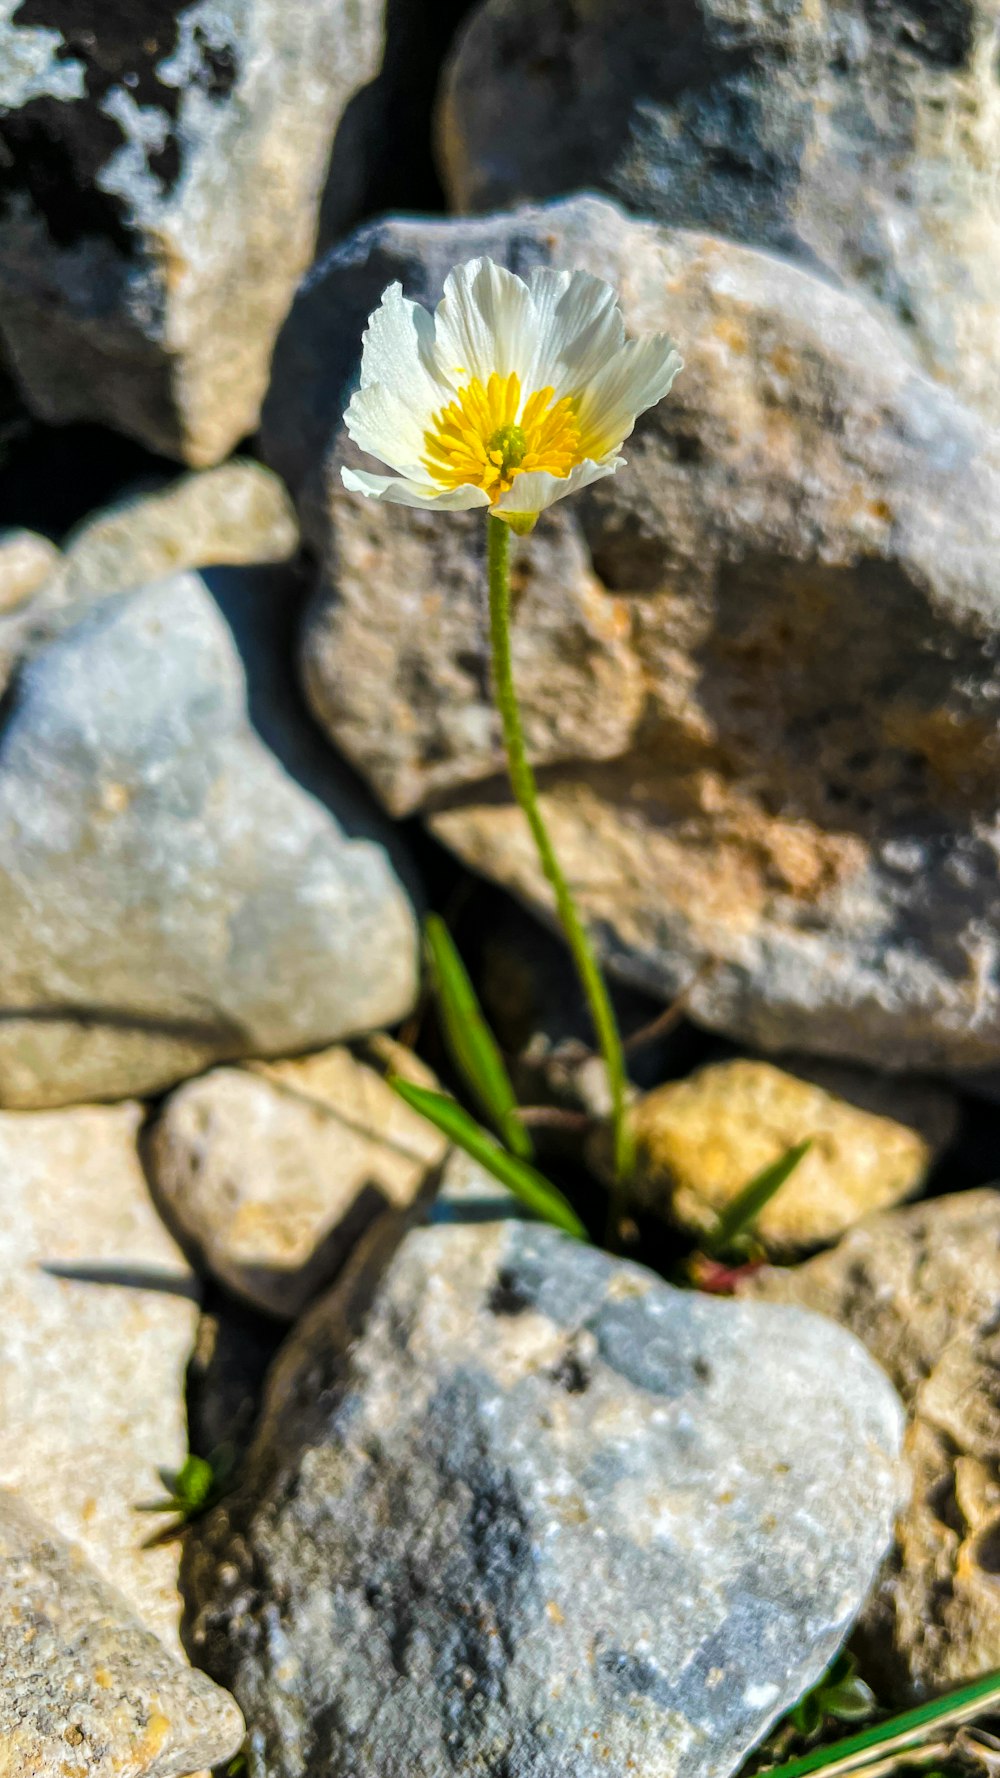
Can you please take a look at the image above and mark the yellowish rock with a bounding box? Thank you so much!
[628,1059,953,1254]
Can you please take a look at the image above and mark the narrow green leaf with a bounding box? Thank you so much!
[389,1076,586,1240]
[425,914,532,1159]
[760,1667,1000,1778]
[704,1140,813,1256]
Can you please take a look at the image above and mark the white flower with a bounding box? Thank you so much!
[340,257,682,528]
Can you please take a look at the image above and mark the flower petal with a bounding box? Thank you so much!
[344,381,430,477]
[492,455,623,517]
[358,282,445,406]
[341,466,491,510]
[525,267,627,396]
[431,259,537,388]
[575,335,683,459]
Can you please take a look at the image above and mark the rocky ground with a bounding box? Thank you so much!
[0,2,999,1776]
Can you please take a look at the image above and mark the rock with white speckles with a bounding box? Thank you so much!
[0,568,418,1107]
[0,1492,244,1778]
[0,0,387,465]
[183,1219,905,1778]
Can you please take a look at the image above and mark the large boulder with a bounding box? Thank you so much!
[183,1223,900,1778]
[438,0,1000,422]
[184,1220,904,1778]
[0,0,386,465]
[743,1190,1000,1699]
[268,195,1000,1070]
[0,568,418,1107]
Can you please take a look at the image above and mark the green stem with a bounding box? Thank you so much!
[486,513,635,1206]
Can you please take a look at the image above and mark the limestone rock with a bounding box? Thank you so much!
[0,569,418,1108]
[274,195,1000,1070]
[625,1058,957,1255]
[149,1039,447,1318]
[0,1492,244,1778]
[439,0,1000,422]
[58,460,299,602]
[0,525,57,611]
[0,1100,198,1645]
[0,0,387,465]
[742,1190,1000,1697]
[183,1220,904,1778]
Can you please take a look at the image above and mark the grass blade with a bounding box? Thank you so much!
[425,914,532,1159]
[760,1667,1000,1778]
[389,1076,586,1240]
[704,1140,812,1256]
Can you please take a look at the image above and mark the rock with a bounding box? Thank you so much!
[430,1143,520,1223]
[183,1220,904,1778]
[58,460,299,603]
[438,0,1000,423]
[0,1492,244,1778]
[0,0,387,465]
[0,1099,199,1645]
[0,525,57,611]
[0,569,418,1108]
[742,1190,1000,1698]
[623,1058,957,1255]
[148,1038,448,1318]
[275,195,1000,1071]
[0,463,300,700]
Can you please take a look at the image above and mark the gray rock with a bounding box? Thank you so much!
[742,1189,1000,1699]
[0,0,387,465]
[0,1099,199,1646]
[148,1038,449,1318]
[0,1492,244,1778]
[439,0,1000,423]
[0,568,418,1107]
[184,1220,904,1778]
[273,195,1000,1070]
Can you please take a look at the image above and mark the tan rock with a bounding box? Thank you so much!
[0,1100,199,1647]
[0,527,58,612]
[0,1492,244,1778]
[148,1039,448,1318]
[58,461,299,604]
[626,1059,955,1254]
[742,1190,1000,1697]
[270,195,1000,1071]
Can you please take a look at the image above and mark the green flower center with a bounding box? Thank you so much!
[487,422,527,472]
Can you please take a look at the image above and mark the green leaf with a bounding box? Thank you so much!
[788,1655,875,1738]
[425,914,532,1159]
[704,1140,813,1256]
[760,1667,1000,1778]
[389,1076,587,1240]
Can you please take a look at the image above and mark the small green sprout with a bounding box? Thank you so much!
[788,1653,876,1739]
[136,1445,236,1544]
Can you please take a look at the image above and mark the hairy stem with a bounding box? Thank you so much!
[486,513,634,1207]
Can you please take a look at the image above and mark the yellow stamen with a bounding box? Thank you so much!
[423,370,582,497]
